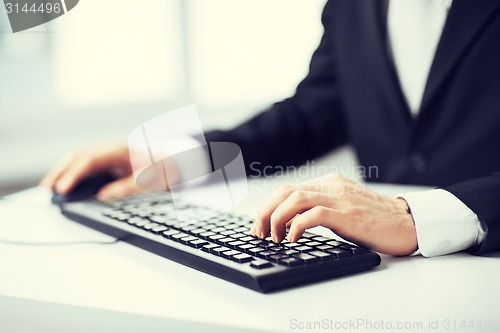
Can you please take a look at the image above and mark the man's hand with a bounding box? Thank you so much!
[40,142,142,200]
[251,173,418,256]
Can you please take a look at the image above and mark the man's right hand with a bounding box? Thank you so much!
[40,142,143,200]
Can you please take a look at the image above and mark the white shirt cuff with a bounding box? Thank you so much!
[398,189,485,257]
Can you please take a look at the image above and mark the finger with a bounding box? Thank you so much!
[96,175,143,200]
[253,183,297,238]
[253,183,320,238]
[284,214,299,232]
[287,206,338,242]
[39,154,74,189]
[270,190,334,243]
[55,157,96,194]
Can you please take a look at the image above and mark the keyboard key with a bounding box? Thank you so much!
[269,246,285,252]
[222,250,241,259]
[162,218,178,227]
[284,243,301,248]
[215,220,232,227]
[201,244,220,253]
[179,236,198,245]
[305,241,321,247]
[228,240,245,249]
[257,250,277,259]
[233,253,254,263]
[115,213,131,221]
[189,239,208,248]
[250,260,274,269]
[200,231,216,238]
[212,247,231,256]
[327,240,345,247]
[279,257,303,267]
[230,233,246,239]
[191,221,208,228]
[247,247,265,255]
[317,245,334,251]
[162,229,180,238]
[218,237,236,246]
[258,241,276,249]
[220,230,236,236]
[129,217,148,227]
[241,236,255,242]
[282,249,299,256]
[269,254,287,262]
[203,224,217,230]
[208,234,225,241]
[143,223,160,230]
[294,253,321,264]
[190,228,207,236]
[327,248,352,258]
[311,236,332,242]
[151,225,169,234]
[179,224,197,232]
[341,245,369,255]
[171,233,190,241]
[297,238,310,244]
[238,244,255,252]
[149,216,168,224]
[309,251,334,261]
[296,246,313,252]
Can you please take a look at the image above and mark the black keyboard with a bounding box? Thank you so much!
[60,192,381,293]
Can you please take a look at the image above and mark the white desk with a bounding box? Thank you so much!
[1,169,499,333]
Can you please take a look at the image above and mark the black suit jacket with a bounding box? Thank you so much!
[204,0,500,255]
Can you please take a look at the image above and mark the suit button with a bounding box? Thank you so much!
[410,151,428,173]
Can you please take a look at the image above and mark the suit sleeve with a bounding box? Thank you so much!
[204,1,348,177]
[442,172,500,255]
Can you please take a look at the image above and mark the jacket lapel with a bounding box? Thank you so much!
[420,0,500,114]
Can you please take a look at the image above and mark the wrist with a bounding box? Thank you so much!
[393,198,418,255]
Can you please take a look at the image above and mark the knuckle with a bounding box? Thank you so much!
[292,217,307,230]
[278,183,295,196]
[290,190,308,203]
[310,206,328,219]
